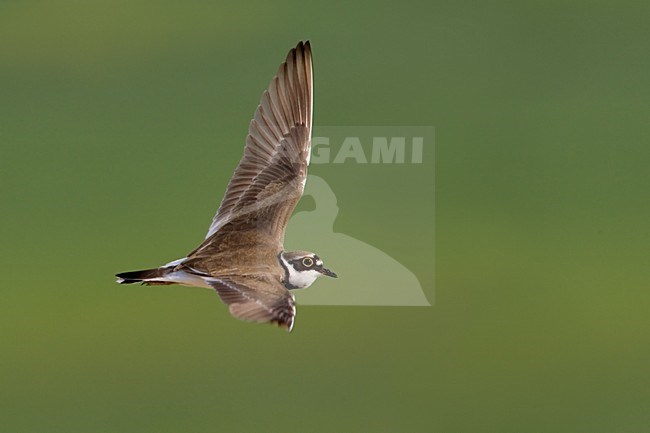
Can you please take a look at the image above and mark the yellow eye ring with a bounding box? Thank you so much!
[302,257,314,267]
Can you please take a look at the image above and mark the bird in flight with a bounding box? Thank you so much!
[116,41,336,331]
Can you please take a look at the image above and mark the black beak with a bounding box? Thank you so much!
[319,268,337,278]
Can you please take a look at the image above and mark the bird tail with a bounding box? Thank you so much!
[115,267,175,286]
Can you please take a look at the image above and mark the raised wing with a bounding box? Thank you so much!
[204,41,313,241]
[208,275,296,331]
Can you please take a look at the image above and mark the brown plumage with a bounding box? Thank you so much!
[117,41,314,331]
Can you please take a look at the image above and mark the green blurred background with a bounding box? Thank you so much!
[1,1,650,432]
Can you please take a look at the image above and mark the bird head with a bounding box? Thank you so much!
[279,251,337,289]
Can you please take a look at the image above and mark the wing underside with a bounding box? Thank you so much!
[208,276,296,331]
[204,41,313,241]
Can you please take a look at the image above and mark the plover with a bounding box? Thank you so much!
[116,41,336,331]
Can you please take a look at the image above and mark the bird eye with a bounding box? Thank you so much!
[302,257,314,267]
